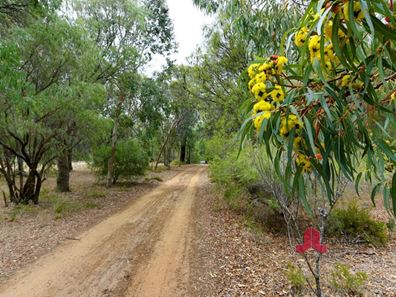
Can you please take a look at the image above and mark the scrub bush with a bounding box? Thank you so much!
[91,139,149,184]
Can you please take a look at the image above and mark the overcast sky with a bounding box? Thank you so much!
[145,0,213,75]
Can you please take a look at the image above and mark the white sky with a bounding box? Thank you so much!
[145,0,213,75]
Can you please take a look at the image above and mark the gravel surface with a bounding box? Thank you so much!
[0,165,182,282]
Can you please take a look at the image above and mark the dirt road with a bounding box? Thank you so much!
[0,166,205,297]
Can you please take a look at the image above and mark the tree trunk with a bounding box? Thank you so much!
[107,121,118,187]
[68,148,73,172]
[17,157,24,192]
[106,95,125,187]
[32,171,42,205]
[57,149,70,192]
[164,144,171,168]
[155,125,175,170]
[21,169,36,204]
[180,138,186,163]
[187,142,191,164]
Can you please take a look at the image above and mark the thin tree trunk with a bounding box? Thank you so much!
[164,144,171,168]
[154,118,183,170]
[21,169,36,204]
[32,171,42,205]
[106,94,125,187]
[155,128,173,169]
[68,148,73,172]
[17,157,24,192]
[187,141,192,164]
[106,122,118,187]
[180,138,186,163]
[57,149,70,192]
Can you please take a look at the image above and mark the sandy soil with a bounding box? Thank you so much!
[0,166,205,297]
[0,164,181,281]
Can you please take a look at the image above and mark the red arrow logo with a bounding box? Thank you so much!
[296,227,327,254]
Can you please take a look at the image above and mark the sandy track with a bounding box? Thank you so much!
[0,166,205,297]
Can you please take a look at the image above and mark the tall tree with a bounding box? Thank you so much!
[0,16,104,203]
[74,0,175,187]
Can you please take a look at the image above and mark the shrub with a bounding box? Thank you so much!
[53,198,81,217]
[204,134,232,161]
[209,143,259,189]
[170,160,184,167]
[91,139,149,184]
[285,263,306,295]
[7,204,38,222]
[208,136,286,230]
[208,140,259,212]
[85,187,106,199]
[387,218,395,232]
[330,263,368,296]
[326,200,389,246]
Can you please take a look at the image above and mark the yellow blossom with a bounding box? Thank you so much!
[352,81,364,90]
[324,60,333,71]
[324,21,333,39]
[343,1,365,21]
[339,30,348,42]
[253,100,274,113]
[274,56,288,75]
[341,74,352,87]
[259,62,275,76]
[293,136,303,149]
[391,91,396,102]
[295,27,309,47]
[248,78,257,91]
[310,12,320,23]
[324,44,335,60]
[255,72,267,83]
[328,21,348,43]
[280,114,302,137]
[296,154,312,172]
[248,63,261,79]
[269,85,285,103]
[252,83,267,101]
[253,111,271,130]
[308,35,321,62]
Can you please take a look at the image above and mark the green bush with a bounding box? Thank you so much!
[208,138,259,211]
[285,263,306,295]
[170,160,184,167]
[326,200,389,246]
[207,135,286,231]
[204,134,232,161]
[91,139,149,183]
[208,140,258,188]
[330,263,368,296]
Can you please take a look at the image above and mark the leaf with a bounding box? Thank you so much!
[371,15,396,41]
[371,183,382,207]
[391,172,396,217]
[331,14,351,69]
[237,114,254,158]
[303,117,316,154]
[319,97,333,122]
[317,6,331,36]
[360,0,374,36]
[298,173,313,217]
[355,172,363,197]
[377,139,396,163]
